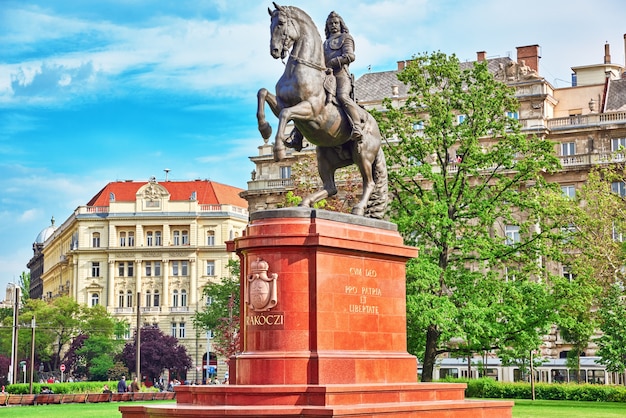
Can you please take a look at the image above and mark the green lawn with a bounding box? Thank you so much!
[1,399,625,417]
[512,399,626,418]
[0,400,175,417]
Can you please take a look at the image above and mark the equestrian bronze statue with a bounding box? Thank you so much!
[256,3,388,218]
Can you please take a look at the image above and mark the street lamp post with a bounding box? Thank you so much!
[10,285,20,385]
[136,291,141,382]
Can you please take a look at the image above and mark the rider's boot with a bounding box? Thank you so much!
[344,102,363,140]
[285,128,304,151]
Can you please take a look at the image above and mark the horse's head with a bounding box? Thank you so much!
[268,3,298,60]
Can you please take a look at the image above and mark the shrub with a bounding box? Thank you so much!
[445,378,626,403]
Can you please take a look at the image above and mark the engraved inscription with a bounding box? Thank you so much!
[246,312,285,329]
[345,266,381,315]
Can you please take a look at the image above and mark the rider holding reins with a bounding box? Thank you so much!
[285,10,363,151]
[323,11,362,140]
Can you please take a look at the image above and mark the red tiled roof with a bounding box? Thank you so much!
[87,180,247,208]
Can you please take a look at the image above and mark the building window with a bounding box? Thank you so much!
[155,231,162,246]
[172,230,189,246]
[92,232,101,248]
[91,262,100,277]
[179,323,185,338]
[505,267,516,282]
[147,232,153,246]
[153,290,160,307]
[128,262,134,277]
[154,261,161,277]
[91,293,100,306]
[126,290,133,307]
[120,232,126,247]
[119,291,125,307]
[146,262,152,277]
[611,181,626,197]
[172,290,179,307]
[172,261,179,276]
[457,114,466,124]
[561,142,576,156]
[207,231,215,246]
[182,230,189,245]
[613,222,623,242]
[505,225,520,246]
[563,265,575,282]
[182,261,188,276]
[145,291,152,307]
[171,323,177,337]
[118,262,125,277]
[506,111,519,120]
[611,138,626,152]
[280,166,291,179]
[181,289,187,307]
[128,232,135,246]
[206,261,215,276]
[561,185,576,199]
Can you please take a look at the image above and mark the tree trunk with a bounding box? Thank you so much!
[420,324,440,382]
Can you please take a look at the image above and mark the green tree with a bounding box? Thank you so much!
[558,166,626,378]
[76,335,117,380]
[18,272,30,303]
[194,259,241,361]
[597,284,626,377]
[373,52,564,381]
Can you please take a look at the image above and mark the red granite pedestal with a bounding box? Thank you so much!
[121,208,513,417]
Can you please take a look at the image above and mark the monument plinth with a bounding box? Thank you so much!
[120,208,513,417]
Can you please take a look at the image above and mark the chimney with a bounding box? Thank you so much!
[516,44,540,72]
[604,42,611,64]
[397,60,406,71]
[476,51,486,62]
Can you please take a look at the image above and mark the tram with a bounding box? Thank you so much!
[421,356,623,385]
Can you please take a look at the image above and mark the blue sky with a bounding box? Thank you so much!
[0,0,624,294]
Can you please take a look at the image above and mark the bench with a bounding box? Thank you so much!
[6,394,36,406]
[132,392,154,401]
[111,392,132,402]
[86,393,112,403]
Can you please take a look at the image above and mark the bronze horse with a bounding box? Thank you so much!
[256,3,388,218]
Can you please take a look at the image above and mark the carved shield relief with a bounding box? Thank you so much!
[245,258,278,311]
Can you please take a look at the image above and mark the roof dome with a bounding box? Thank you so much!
[35,217,57,244]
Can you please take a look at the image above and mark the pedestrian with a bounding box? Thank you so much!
[130,376,140,392]
[117,375,127,393]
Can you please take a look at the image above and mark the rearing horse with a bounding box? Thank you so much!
[256,3,388,218]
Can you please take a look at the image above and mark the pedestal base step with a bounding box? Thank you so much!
[120,384,513,418]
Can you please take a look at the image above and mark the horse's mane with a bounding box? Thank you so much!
[272,5,317,31]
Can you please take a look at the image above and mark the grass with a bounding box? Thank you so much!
[512,399,626,418]
[1,399,625,417]
[0,400,175,417]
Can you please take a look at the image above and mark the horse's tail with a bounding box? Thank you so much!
[365,147,389,219]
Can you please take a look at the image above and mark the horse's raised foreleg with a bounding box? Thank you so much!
[274,101,316,161]
[256,88,280,142]
[301,147,338,208]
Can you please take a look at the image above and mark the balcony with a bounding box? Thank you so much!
[547,111,626,130]
[199,204,248,215]
[246,178,294,191]
[141,307,161,313]
[114,307,134,314]
[169,306,190,313]
[560,152,626,169]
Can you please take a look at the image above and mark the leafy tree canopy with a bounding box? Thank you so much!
[373,51,566,381]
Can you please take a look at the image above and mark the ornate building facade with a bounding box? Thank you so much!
[241,38,626,359]
[36,178,248,380]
